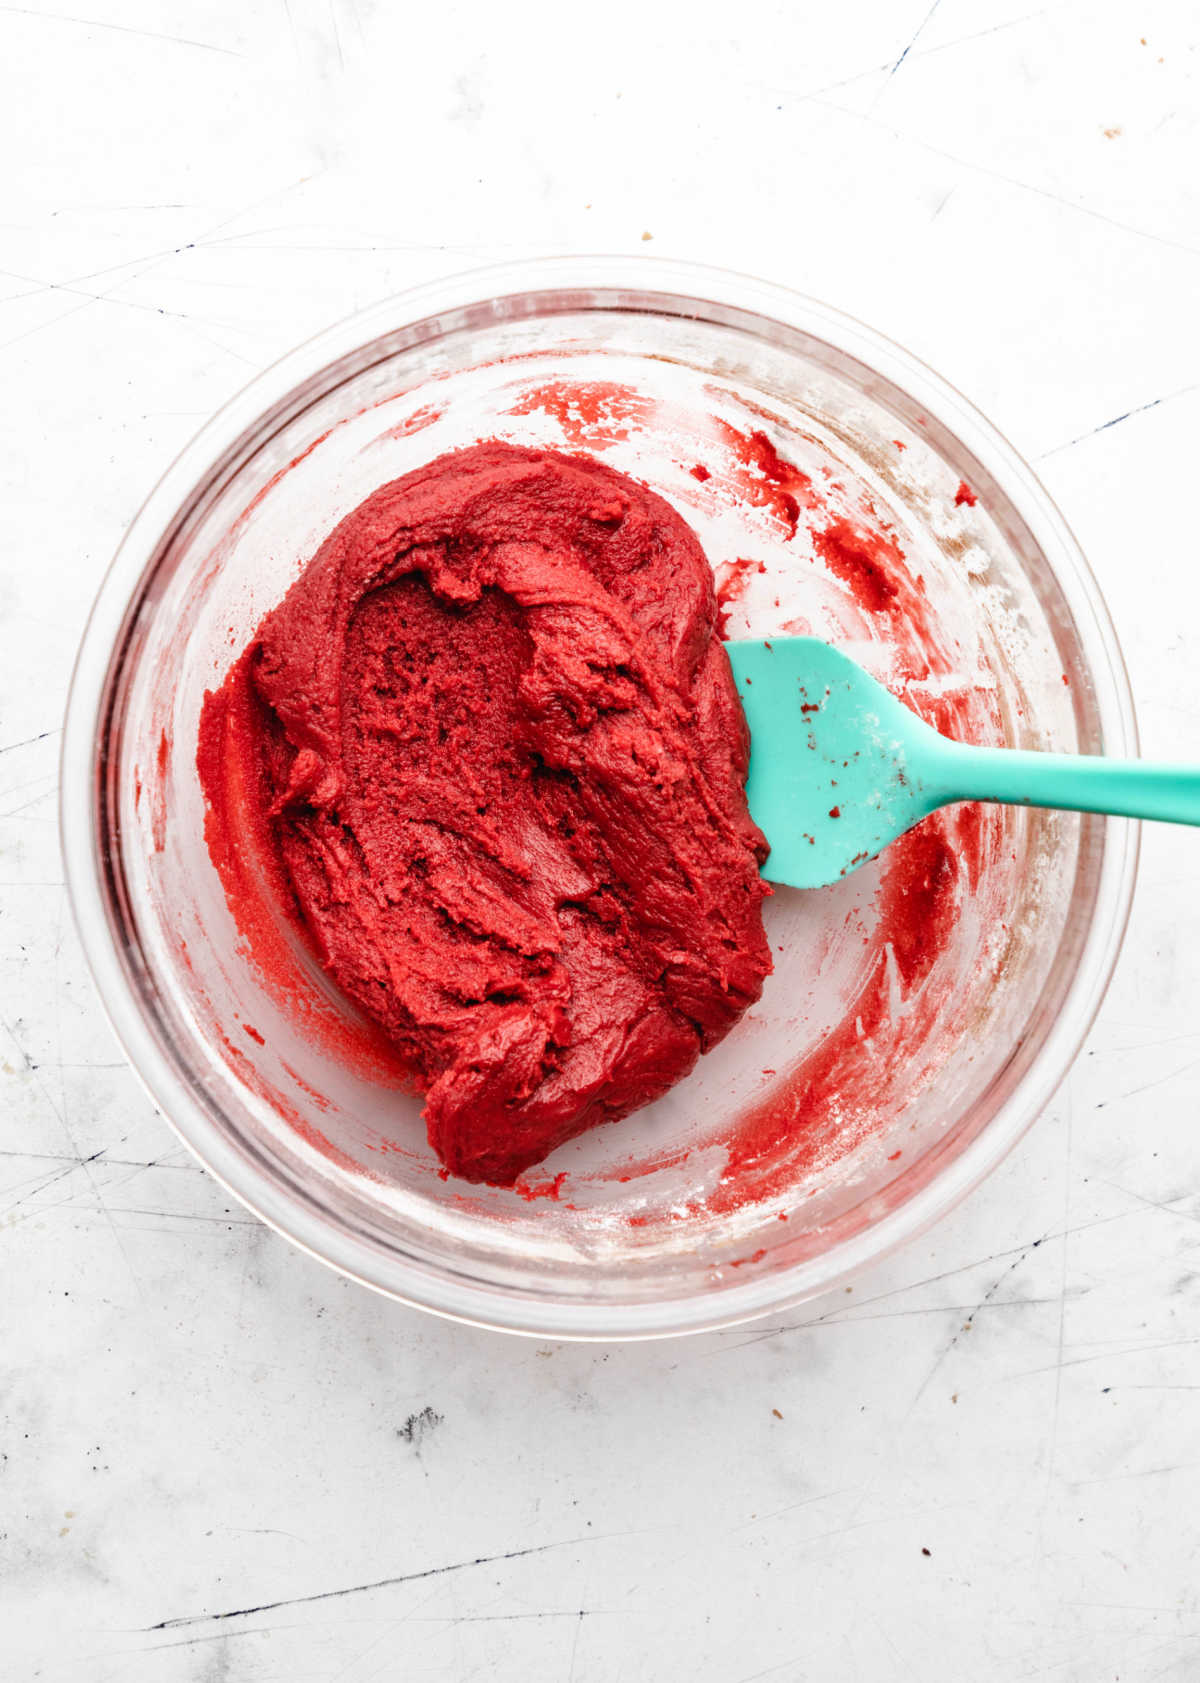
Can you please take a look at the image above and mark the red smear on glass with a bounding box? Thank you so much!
[379,403,444,441]
[813,519,902,613]
[514,1171,569,1201]
[714,556,768,637]
[505,380,655,449]
[711,422,818,539]
[709,817,978,1214]
[151,729,170,853]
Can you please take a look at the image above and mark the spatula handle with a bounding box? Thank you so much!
[926,741,1200,827]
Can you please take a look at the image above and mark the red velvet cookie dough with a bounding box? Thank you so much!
[199,443,772,1185]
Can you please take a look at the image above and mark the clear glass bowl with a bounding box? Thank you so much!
[61,257,1138,1338]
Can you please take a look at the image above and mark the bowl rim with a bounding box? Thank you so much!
[60,253,1140,1340]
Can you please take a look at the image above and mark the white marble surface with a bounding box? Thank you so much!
[4,1,1200,1677]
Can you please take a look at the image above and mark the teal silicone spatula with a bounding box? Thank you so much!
[727,635,1198,890]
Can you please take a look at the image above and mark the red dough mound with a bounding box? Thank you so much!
[199,444,772,1184]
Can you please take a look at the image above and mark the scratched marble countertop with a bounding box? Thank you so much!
[4,2,1200,1679]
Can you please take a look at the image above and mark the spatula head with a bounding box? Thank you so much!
[726,636,942,889]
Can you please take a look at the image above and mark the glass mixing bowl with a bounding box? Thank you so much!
[61,257,1138,1338]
